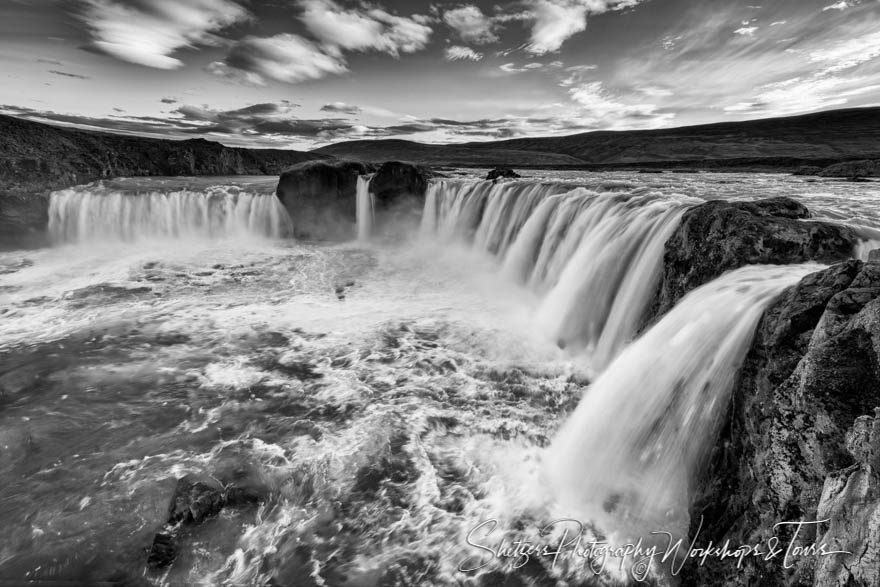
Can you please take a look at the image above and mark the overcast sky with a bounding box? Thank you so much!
[1,0,879,150]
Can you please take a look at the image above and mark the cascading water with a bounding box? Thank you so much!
[543,263,818,541]
[48,183,292,243]
[421,179,692,371]
[356,175,374,241]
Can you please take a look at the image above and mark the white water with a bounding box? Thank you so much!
[48,182,292,243]
[543,263,818,540]
[2,172,876,585]
[356,175,375,242]
[422,180,693,371]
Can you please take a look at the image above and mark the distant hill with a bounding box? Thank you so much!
[0,114,327,193]
[312,138,585,166]
[314,107,880,169]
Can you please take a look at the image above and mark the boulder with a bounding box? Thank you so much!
[370,161,430,208]
[275,160,373,240]
[486,167,521,182]
[649,197,858,320]
[685,257,880,586]
[147,472,268,569]
[369,161,431,234]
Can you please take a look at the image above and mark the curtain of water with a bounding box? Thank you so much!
[49,186,293,242]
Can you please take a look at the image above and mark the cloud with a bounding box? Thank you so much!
[208,1,433,86]
[321,102,362,114]
[445,46,483,61]
[48,70,90,79]
[498,60,564,73]
[443,5,499,45]
[76,0,251,69]
[822,1,856,11]
[723,75,880,115]
[299,0,432,57]
[567,81,674,128]
[525,0,647,55]
[211,33,348,84]
[808,29,880,74]
[734,25,758,36]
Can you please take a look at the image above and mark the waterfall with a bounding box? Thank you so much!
[543,263,817,539]
[421,179,691,371]
[356,175,374,241]
[48,185,293,243]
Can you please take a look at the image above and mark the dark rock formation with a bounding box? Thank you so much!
[793,165,824,176]
[686,255,880,586]
[0,114,325,247]
[275,160,372,239]
[486,167,521,181]
[370,161,430,234]
[147,473,267,569]
[370,161,429,207]
[819,159,880,179]
[275,160,430,240]
[649,197,858,320]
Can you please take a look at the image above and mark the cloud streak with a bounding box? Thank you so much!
[76,0,250,69]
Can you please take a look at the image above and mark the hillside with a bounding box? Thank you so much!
[0,114,326,192]
[315,107,880,169]
[312,139,587,166]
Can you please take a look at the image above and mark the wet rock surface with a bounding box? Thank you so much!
[486,168,521,181]
[275,159,372,240]
[686,255,880,586]
[649,196,858,321]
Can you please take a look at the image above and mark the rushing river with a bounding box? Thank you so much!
[0,172,877,586]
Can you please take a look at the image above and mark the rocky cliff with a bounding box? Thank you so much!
[0,114,325,246]
[685,254,880,586]
[648,197,858,321]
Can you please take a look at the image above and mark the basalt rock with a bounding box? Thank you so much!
[275,160,373,240]
[369,161,431,234]
[147,472,268,569]
[685,256,880,586]
[370,161,430,207]
[819,159,880,179]
[793,165,824,176]
[649,197,858,321]
[486,167,521,182]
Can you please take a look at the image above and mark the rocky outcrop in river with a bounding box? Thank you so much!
[649,197,858,320]
[686,253,880,586]
[275,159,430,239]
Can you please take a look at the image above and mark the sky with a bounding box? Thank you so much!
[1,0,879,150]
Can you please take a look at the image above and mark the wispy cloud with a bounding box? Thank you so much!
[48,70,90,79]
[321,102,361,114]
[210,33,348,85]
[76,0,250,69]
[299,0,432,57]
[822,1,856,11]
[208,0,433,85]
[445,46,484,61]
